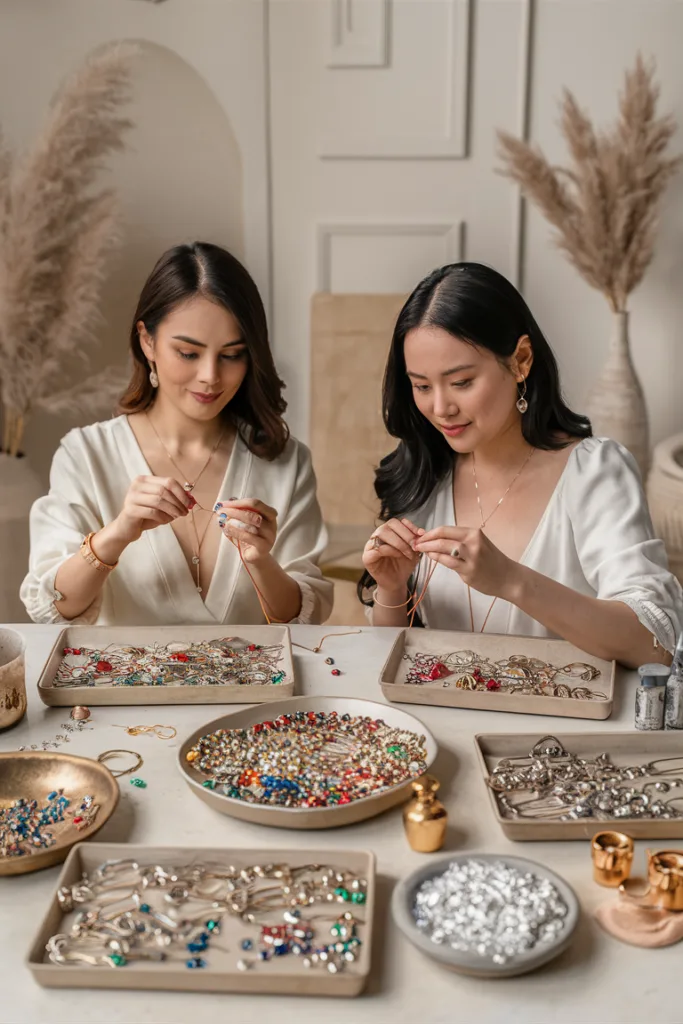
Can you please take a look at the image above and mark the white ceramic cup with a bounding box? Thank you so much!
[0,627,26,729]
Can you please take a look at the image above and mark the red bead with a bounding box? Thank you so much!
[247,644,256,652]
[96,660,112,673]
[72,649,82,656]
[331,668,341,676]
[486,680,501,691]
[73,816,83,824]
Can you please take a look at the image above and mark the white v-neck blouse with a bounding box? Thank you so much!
[406,437,683,652]
[20,416,333,627]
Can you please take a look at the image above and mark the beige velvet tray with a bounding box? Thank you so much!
[37,626,295,707]
[178,696,438,829]
[475,731,683,841]
[380,628,615,720]
[26,842,375,995]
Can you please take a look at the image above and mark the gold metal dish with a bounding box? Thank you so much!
[0,751,120,877]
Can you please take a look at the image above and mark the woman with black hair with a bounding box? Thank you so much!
[22,242,332,626]
[360,263,682,668]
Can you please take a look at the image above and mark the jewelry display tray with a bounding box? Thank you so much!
[475,731,683,841]
[379,628,615,721]
[37,626,295,707]
[26,842,375,996]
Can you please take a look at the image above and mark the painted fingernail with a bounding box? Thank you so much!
[228,496,238,501]
[214,502,222,511]
[186,495,197,509]
[218,513,227,523]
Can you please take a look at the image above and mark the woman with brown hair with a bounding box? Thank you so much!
[21,242,332,626]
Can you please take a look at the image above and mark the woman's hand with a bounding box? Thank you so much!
[113,475,192,544]
[362,518,422,597]
[216,499,277,564]
[414,525,521,599]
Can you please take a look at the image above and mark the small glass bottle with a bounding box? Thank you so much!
[635,663,668,730]
[665,631,683,730]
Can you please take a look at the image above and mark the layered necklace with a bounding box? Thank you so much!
[459,446,535,632]
[146,413,226,594]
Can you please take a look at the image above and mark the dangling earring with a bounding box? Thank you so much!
[149,363,159,389]
[516,377,528,414]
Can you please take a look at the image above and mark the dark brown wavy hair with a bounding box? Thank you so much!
[118,242,289,460]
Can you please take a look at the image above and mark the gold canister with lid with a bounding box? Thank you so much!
[403,774,447,853]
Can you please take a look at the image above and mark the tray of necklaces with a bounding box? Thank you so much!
[475,731,683,841]
[37,626,295,707]
[27,842,375,995]
[379,628,615,720]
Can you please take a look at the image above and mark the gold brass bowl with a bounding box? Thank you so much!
[0,751,120,877]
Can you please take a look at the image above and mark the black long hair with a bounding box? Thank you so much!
[358,261,591,602]
[118,242,288,460]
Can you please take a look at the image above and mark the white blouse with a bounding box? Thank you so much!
[21,416,333,627]
[406,437,683,653]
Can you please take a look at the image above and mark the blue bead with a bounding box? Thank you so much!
[47,791,57,800]
[186,957,206,969]
[259,950,269,961]
[139,903,151,913]
[241,939,253,950]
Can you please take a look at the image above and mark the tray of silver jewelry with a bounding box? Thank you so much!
[379,628,615,720]
[26,842,375,996]
[475,731,683,841]
[37,626,295,707]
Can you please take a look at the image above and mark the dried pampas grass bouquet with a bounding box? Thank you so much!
[0,44,137,457]
[497,54,681,314]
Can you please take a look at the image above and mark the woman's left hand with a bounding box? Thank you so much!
[215,499,277,564]
[413,526,520,599]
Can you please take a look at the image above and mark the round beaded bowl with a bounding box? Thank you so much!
[391,853,580,979]
[178,696,438,829]
[0,751,120,877]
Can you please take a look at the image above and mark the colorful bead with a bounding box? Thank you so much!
[129,778,147,788]
[331,668,341,676]
[186,957,206,969]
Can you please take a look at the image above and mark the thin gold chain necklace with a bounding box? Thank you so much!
[145,412,226,593]
[463,446,535,632]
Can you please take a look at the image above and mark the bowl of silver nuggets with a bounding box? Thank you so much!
[391,853,579,978]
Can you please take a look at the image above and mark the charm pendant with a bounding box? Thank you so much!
[196,586,203,593]
[192,556,200,565]
[183,482,194,492]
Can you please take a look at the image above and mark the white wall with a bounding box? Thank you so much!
[0,0,682,473]
[269,0,683,447]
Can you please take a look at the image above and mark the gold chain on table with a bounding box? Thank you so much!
[145,412,226,593]
[463,446,535,633]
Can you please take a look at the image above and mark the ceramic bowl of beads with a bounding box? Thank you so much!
[0,751,120,877]
[178,696,438,830]
[391,853,580,979]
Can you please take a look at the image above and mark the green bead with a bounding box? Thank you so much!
[334,886,350,901]
[129,777,147,788]
[206,919,219,932]
[351,891,366,904]
[109,954,127,967]
[202,780,216,790]
[330,924,340,936]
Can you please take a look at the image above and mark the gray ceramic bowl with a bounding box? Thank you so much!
[178,695,437,829]
[391,852,580,979]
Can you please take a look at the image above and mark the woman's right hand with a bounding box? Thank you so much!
[113,475,193,543]
[362,518,422,596]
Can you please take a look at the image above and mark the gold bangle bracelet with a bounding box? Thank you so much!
[80,532,118,573]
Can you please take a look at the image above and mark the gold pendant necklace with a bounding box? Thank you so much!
[462,446,535,633]
[145,413,225,593]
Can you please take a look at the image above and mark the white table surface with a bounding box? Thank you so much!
[0,624,675,1024]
